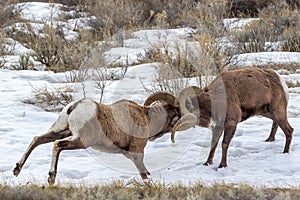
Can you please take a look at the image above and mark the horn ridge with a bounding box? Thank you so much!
[143,91,178,106]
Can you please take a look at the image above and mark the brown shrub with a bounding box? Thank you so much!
[17,23,91,73]
[225,0,298,18]
[281,31,300,52]
[24,85,74,112]
[80,0,200,40]
[0,0,22,28]
[229,1,300,54]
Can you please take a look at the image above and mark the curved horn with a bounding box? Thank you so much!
[171,86,202,143]
[178,86,202,115]
[171,113,197,143]
[144,91,178,107]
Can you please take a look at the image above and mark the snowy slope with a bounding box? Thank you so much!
[1,64,300,187]
[233,52,300,67]
[0,2,300,188]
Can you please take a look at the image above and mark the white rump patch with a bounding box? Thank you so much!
[49,101,76,132]
[68,99,98,139]
[274,70,289,101]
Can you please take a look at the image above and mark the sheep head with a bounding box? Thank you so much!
[170,86,205,143]
[144,87,206,143]
[143,91,181,141]
[185,92,212,128]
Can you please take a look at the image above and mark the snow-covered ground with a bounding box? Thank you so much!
[233,52,300,68]
[0,2,300,188]
[1,62,300,187]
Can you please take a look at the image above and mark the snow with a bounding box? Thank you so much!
[233,52,300,67]
[104,28,197,66]
[1,2,300,188]
[104,47,146,66]
[17,2,63,23]
[1,55,45,70]
[67,16,95,30]
[223,18,260,30]
[1,62,300,187]
[3,38,34,55]
[13,2,92,41]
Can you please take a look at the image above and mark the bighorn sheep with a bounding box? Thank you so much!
[145,67,294,169]
[13,92,184,184]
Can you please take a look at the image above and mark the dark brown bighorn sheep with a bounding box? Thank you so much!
[145,67,294,169]
[13,92,190,184]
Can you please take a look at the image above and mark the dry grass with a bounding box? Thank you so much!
[3,0,299,74]
[23,85,74,112]
[1,182,300,200]
[281,31,300,52]
[228,0,300,54]
[0,0,23,28]
[82,0,200,33]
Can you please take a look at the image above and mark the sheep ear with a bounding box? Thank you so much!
[171,113,197,143]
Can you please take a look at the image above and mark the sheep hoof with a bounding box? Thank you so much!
[48,172,56,185]
[218,163,228,168]
[203,161,213,166]
[265,137,275,142]
[13,163,21,176]
[140,172,149,179]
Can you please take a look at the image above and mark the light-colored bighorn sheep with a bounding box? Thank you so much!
[13,92,185,184]
[146,67,294,169]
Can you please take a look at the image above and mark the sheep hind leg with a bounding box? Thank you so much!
[265,121,278,142]
[13,129,72,177]
[272,113,293,153]
[48,137,85,185]
[124,153,150,179]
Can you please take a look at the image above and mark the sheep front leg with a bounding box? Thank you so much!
[48,137,85,185]
[204,126,223,166]
[124,152,150,179]
[13,129,72,177]
[265,121,278,142]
